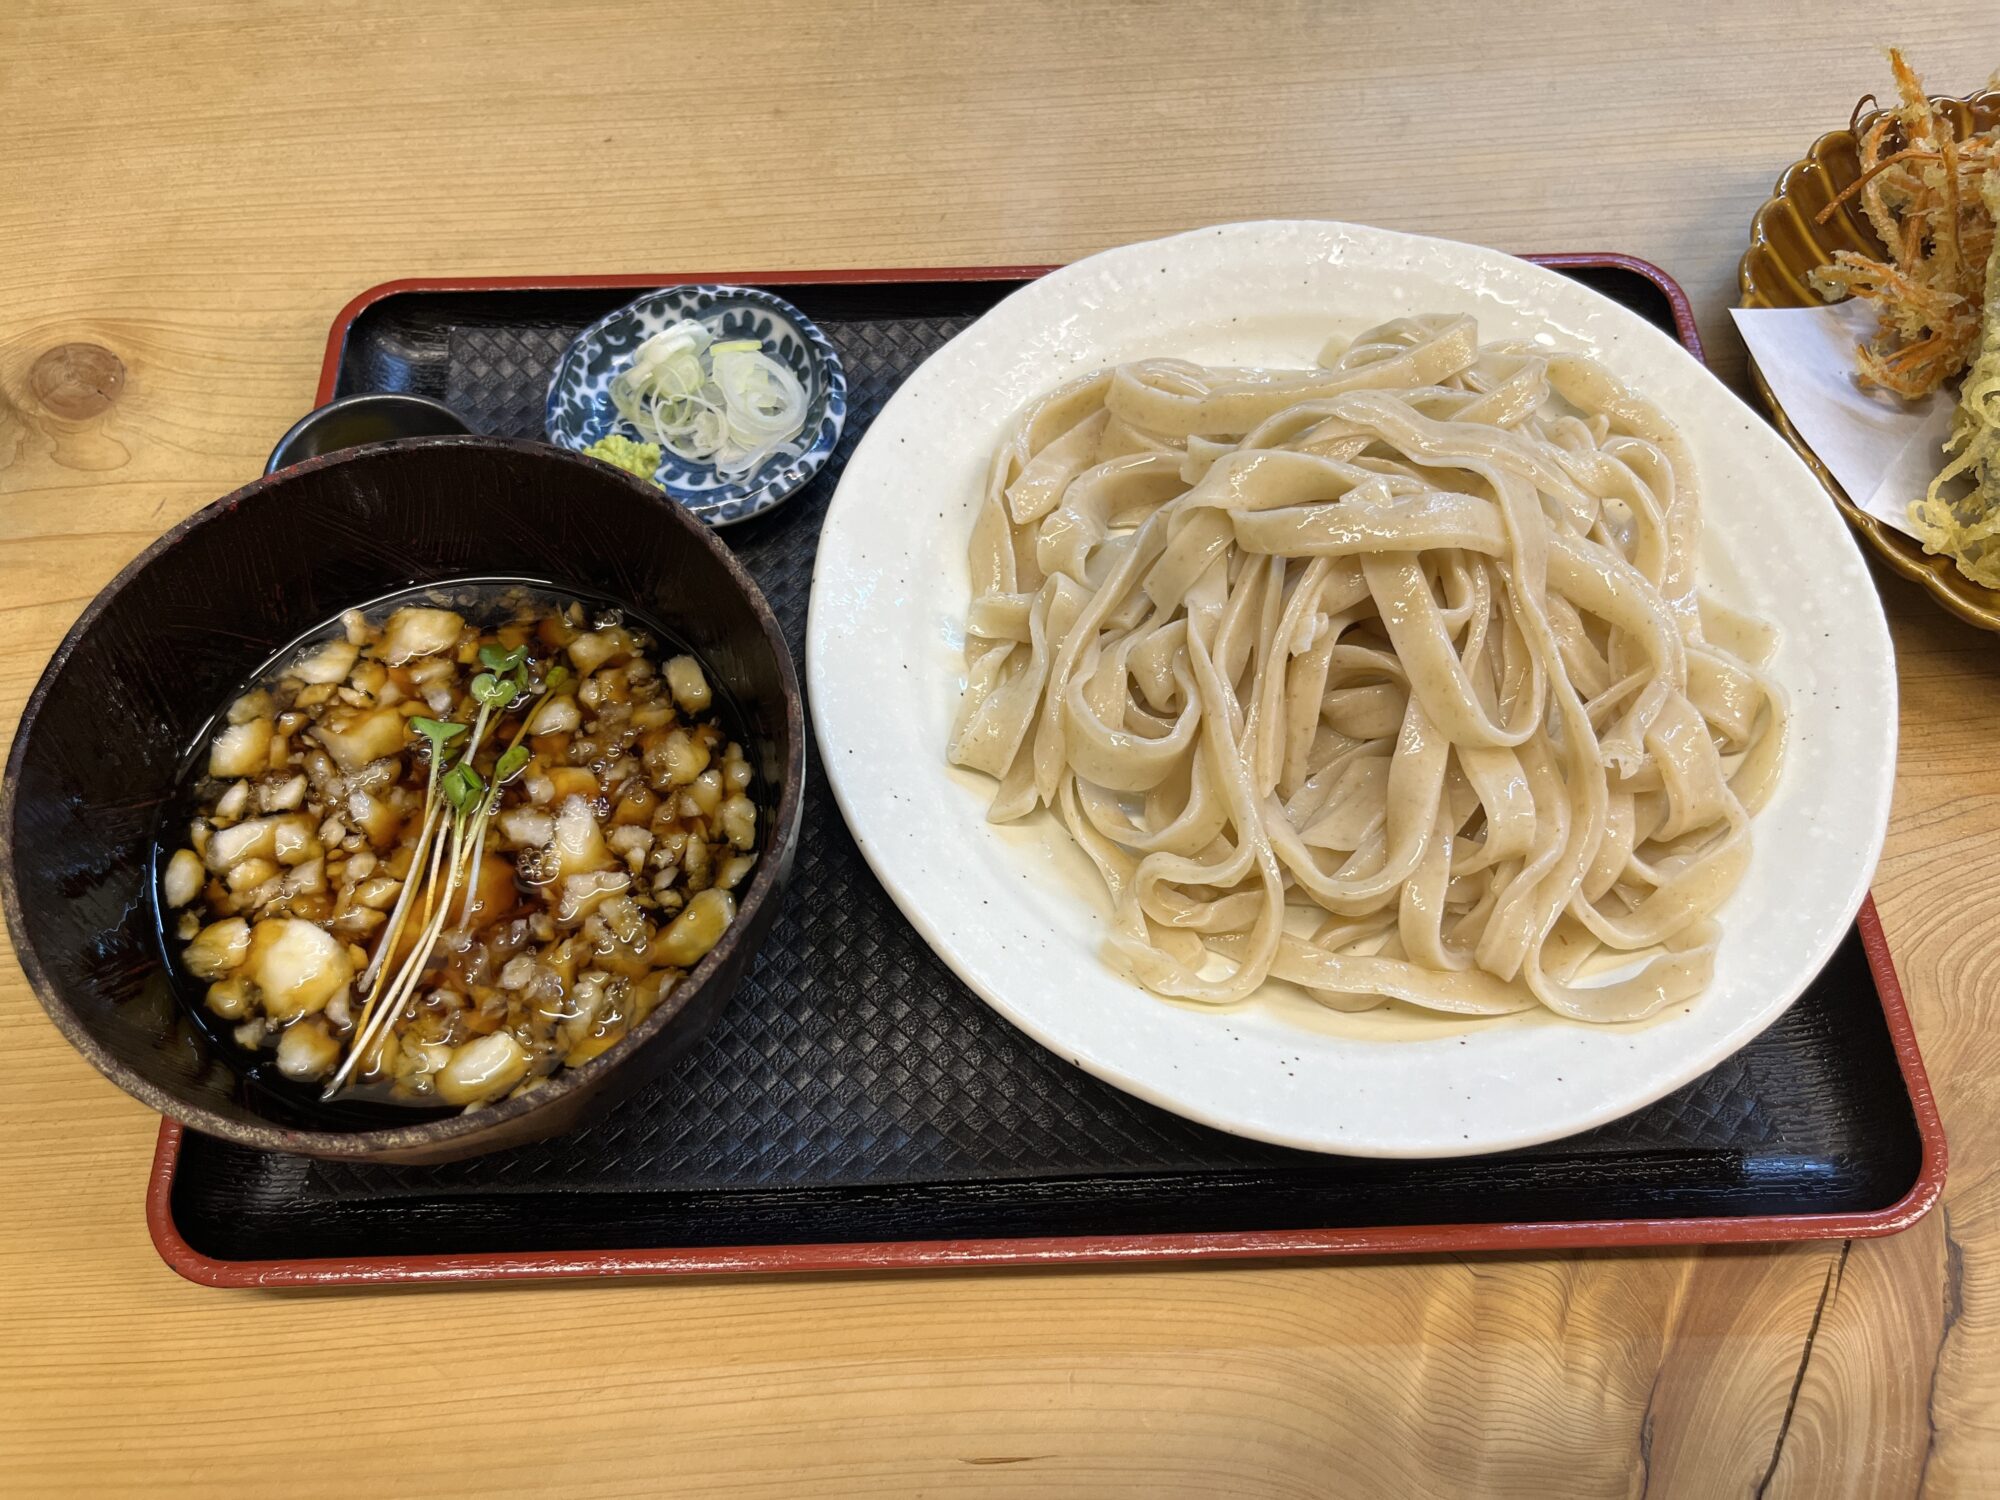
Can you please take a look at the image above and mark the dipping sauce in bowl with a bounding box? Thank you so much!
[3,437,803,1163]
[157,581,760,1127]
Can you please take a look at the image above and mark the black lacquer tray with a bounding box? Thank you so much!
[149,259,1943,1286]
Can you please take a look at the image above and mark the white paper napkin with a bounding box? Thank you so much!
[1730,301,1956,539]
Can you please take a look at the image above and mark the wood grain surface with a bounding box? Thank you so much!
[3,3,1998,1495]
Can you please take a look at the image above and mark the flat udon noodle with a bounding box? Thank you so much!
[949,315,1787,1023]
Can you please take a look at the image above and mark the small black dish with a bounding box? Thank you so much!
[266,393,470,473]
[1,438,805,1164]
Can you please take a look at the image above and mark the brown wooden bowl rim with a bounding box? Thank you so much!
[1736,89,2000,633]
[0,435,808,1158]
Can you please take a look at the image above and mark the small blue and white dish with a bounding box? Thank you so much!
[545,284,847,527]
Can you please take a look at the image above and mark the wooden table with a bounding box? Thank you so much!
[2,4,1996,1494]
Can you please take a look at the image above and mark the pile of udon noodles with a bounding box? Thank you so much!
[948,315,1787,1023]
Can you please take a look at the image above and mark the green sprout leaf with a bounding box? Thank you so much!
[469,671,513,708]
[494,744,531,783]
[409,716,468,755]
[543,664,570,692]
[478,643,527,674]
[442,762,485,814]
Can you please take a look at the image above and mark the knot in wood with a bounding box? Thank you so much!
[30,342,126,419]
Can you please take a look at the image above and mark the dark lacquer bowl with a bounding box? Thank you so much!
[0,438,804,1164]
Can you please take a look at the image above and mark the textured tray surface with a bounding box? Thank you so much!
[168,269,1924,1263]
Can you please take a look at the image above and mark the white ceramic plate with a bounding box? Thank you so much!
[806,221,1895,1157]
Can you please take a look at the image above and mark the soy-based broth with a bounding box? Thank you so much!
[156,581,757,1118]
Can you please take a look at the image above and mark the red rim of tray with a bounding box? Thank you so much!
[145,256,1940,1288]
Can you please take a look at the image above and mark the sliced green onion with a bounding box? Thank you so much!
[608,317,809,479]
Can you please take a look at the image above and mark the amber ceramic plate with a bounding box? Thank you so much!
[1739,90,2000,632]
